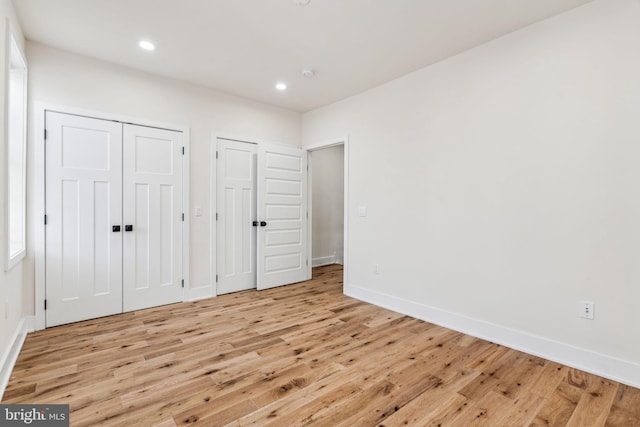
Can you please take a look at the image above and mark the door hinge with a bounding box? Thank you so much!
[306,211,308,219]
[216,151,219,159]
[216,274,218,283]
[44,299,47,310]
[182,146,185,155]
[306,259,308,266]
[44,129,47,140]
[216,212,219,221]
[182,213,185,221]
[181,279,184,288]
[44,215,48,225]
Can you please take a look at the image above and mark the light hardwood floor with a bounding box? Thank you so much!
[3,265,640,426]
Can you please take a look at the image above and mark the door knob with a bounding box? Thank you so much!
[260,221,267,227]
[125,225,133,232]
[112,225,121,232]
[252,221,259,227]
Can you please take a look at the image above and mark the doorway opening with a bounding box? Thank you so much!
[307,138,348,287]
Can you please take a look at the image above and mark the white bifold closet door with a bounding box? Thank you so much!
[45,112,183,327]
[122,124,183,312]
[45,112,123,327]
[216,138,307,294]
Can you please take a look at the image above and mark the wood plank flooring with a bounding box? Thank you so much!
[3,265,640,426]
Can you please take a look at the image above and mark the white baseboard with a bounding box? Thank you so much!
[312,256,336,267]
[0,316,35,400]
[345,283,640,389]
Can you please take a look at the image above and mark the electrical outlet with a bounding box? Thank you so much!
[580,301,594,319]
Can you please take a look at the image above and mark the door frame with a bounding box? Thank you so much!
[305,136,349,287]
[34,102,191,331]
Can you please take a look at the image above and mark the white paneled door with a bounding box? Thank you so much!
[257,145,308,290]
[45,113,124,327]
[216,139,257,294]
[45,112,183,327]
[123,124,183,311]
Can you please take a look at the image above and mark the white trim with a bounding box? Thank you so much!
[307,152,313,279]
[0,316,34,399]
[4,20,28,271]
[312,255,336,267]
[209,132,221,298]
[36,102,188,134]
[207,133,218,300]
[34,102,46,331]
[182,131,191,302]
[214,132,296,149]
[305,137,346,151]
[305,136,349,287]
[345,283,640,389]
[34,102,191,330]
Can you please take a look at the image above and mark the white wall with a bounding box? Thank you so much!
[0,0,28,391]
[303,0,640,386]
[24,42,301,312]
[311,145,344,265]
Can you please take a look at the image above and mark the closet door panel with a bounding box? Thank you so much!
[45,112,123,327]
[122,124,183,311]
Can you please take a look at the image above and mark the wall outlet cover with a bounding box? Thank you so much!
[580,301,595,319]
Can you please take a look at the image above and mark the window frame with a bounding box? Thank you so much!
[5,22,27,270]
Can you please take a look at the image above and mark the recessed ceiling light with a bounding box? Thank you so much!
[300,68,316,78]
[138,40,156,51]
[275,82,287,91]
[293,0,311,5]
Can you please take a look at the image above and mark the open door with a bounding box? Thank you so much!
[216,138,258,294]
[257,144,308,290]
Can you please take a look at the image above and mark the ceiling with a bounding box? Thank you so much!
[14,0,594,113]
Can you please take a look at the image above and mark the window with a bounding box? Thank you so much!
[5,28,27,270]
